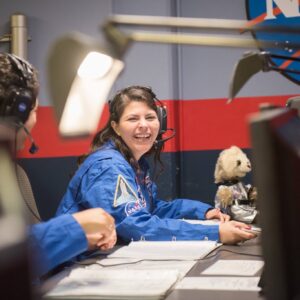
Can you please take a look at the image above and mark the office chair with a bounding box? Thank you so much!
[16,165,41,224]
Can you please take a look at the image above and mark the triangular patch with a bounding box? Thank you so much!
[113,175,138,207]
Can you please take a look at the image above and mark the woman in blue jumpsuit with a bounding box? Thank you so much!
[56,86,255,244]
[29,213,88,276]
[29,209,115,276]
[0,52,116,277]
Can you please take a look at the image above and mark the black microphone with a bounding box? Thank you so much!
[17,123,39,154]
[155,128,176,145]
[22,125,39,154]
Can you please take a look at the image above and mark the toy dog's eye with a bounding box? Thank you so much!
[237,160,241,166]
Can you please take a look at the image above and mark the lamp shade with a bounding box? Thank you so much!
[47,32,124,137]
[228,52,265,103]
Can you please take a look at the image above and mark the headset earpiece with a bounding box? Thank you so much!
[4,89,33,124]
[156,105,167,135]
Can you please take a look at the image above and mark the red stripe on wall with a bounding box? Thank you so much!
[19,106,109,158]
[173,95,290,151]
[18,95,291,158]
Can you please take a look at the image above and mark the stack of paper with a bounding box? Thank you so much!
[44,269,179,300]
[182,219,220,225]
[175,260,264,292]
[108,240,221,260]
[175,276,261,291]
[201,260,264,276]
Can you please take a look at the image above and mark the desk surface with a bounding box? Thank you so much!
[165,237,264,300]
[42,237,264,300]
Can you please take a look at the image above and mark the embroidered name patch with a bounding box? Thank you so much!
[113,175,138,207]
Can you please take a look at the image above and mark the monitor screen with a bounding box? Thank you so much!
[249,108,300,300]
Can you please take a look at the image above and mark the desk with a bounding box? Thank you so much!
[165,237,264,300]
[42,237,264,300]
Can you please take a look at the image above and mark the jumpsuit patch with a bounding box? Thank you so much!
[113,175,139,207]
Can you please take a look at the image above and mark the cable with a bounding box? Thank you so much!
[71,246,262,268]
[13,129,42,222]
[203,248,263,260]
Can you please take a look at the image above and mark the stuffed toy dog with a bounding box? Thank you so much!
[214,146,258,223]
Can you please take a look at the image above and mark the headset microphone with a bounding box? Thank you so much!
[155,128,176,145]
[29,140,39,154]
[18,123,39,154]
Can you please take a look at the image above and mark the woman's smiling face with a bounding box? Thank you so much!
[111,101,160,161]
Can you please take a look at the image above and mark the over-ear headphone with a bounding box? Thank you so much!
[0,54,35,124]
[140,86,168,135]
[155,101,168,135]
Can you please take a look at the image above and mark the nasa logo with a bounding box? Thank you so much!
[125,199,146,216]
[246,0,300,83]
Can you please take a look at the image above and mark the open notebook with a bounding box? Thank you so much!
[45,240,220,300]
[108,240,221,260]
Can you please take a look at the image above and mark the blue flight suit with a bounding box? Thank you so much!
[29,214,87,276]
[56,140,219,242]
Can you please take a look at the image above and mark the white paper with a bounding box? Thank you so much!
[182,219,220,225]
[201,260,264,276]
[45,269,180,300]
[108,240,221,260]
[175,276,261,291]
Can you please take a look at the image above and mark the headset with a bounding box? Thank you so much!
[155,100,168,136]
[0,54,35,124]
[0,53,38,154]
[0,54,41,221]
[109,86,175,143]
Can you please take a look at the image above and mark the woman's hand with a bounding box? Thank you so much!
[206,208,230,222]
[219,220,257,244]
[73,208,117,250]
[97,229,117,251]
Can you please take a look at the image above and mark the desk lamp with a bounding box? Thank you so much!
[228,51,300,103]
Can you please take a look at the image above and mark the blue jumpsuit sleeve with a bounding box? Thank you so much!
[152,182,213,219]
[58,159,219,243]
[29,214,87,277]
[152,198,213,219]
[117,214,219,242]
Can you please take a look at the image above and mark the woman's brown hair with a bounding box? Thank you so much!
[79,86,164,175]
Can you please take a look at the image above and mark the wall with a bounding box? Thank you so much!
[1,0,298,220]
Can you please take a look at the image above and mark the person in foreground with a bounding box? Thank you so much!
[56,85,256,244]
[0,52,116,277]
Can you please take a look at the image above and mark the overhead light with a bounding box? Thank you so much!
[228,52,266,103]
[47,32,124,137]
[77,52,113,79]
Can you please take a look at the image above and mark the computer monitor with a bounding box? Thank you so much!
[249,108,300,300]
